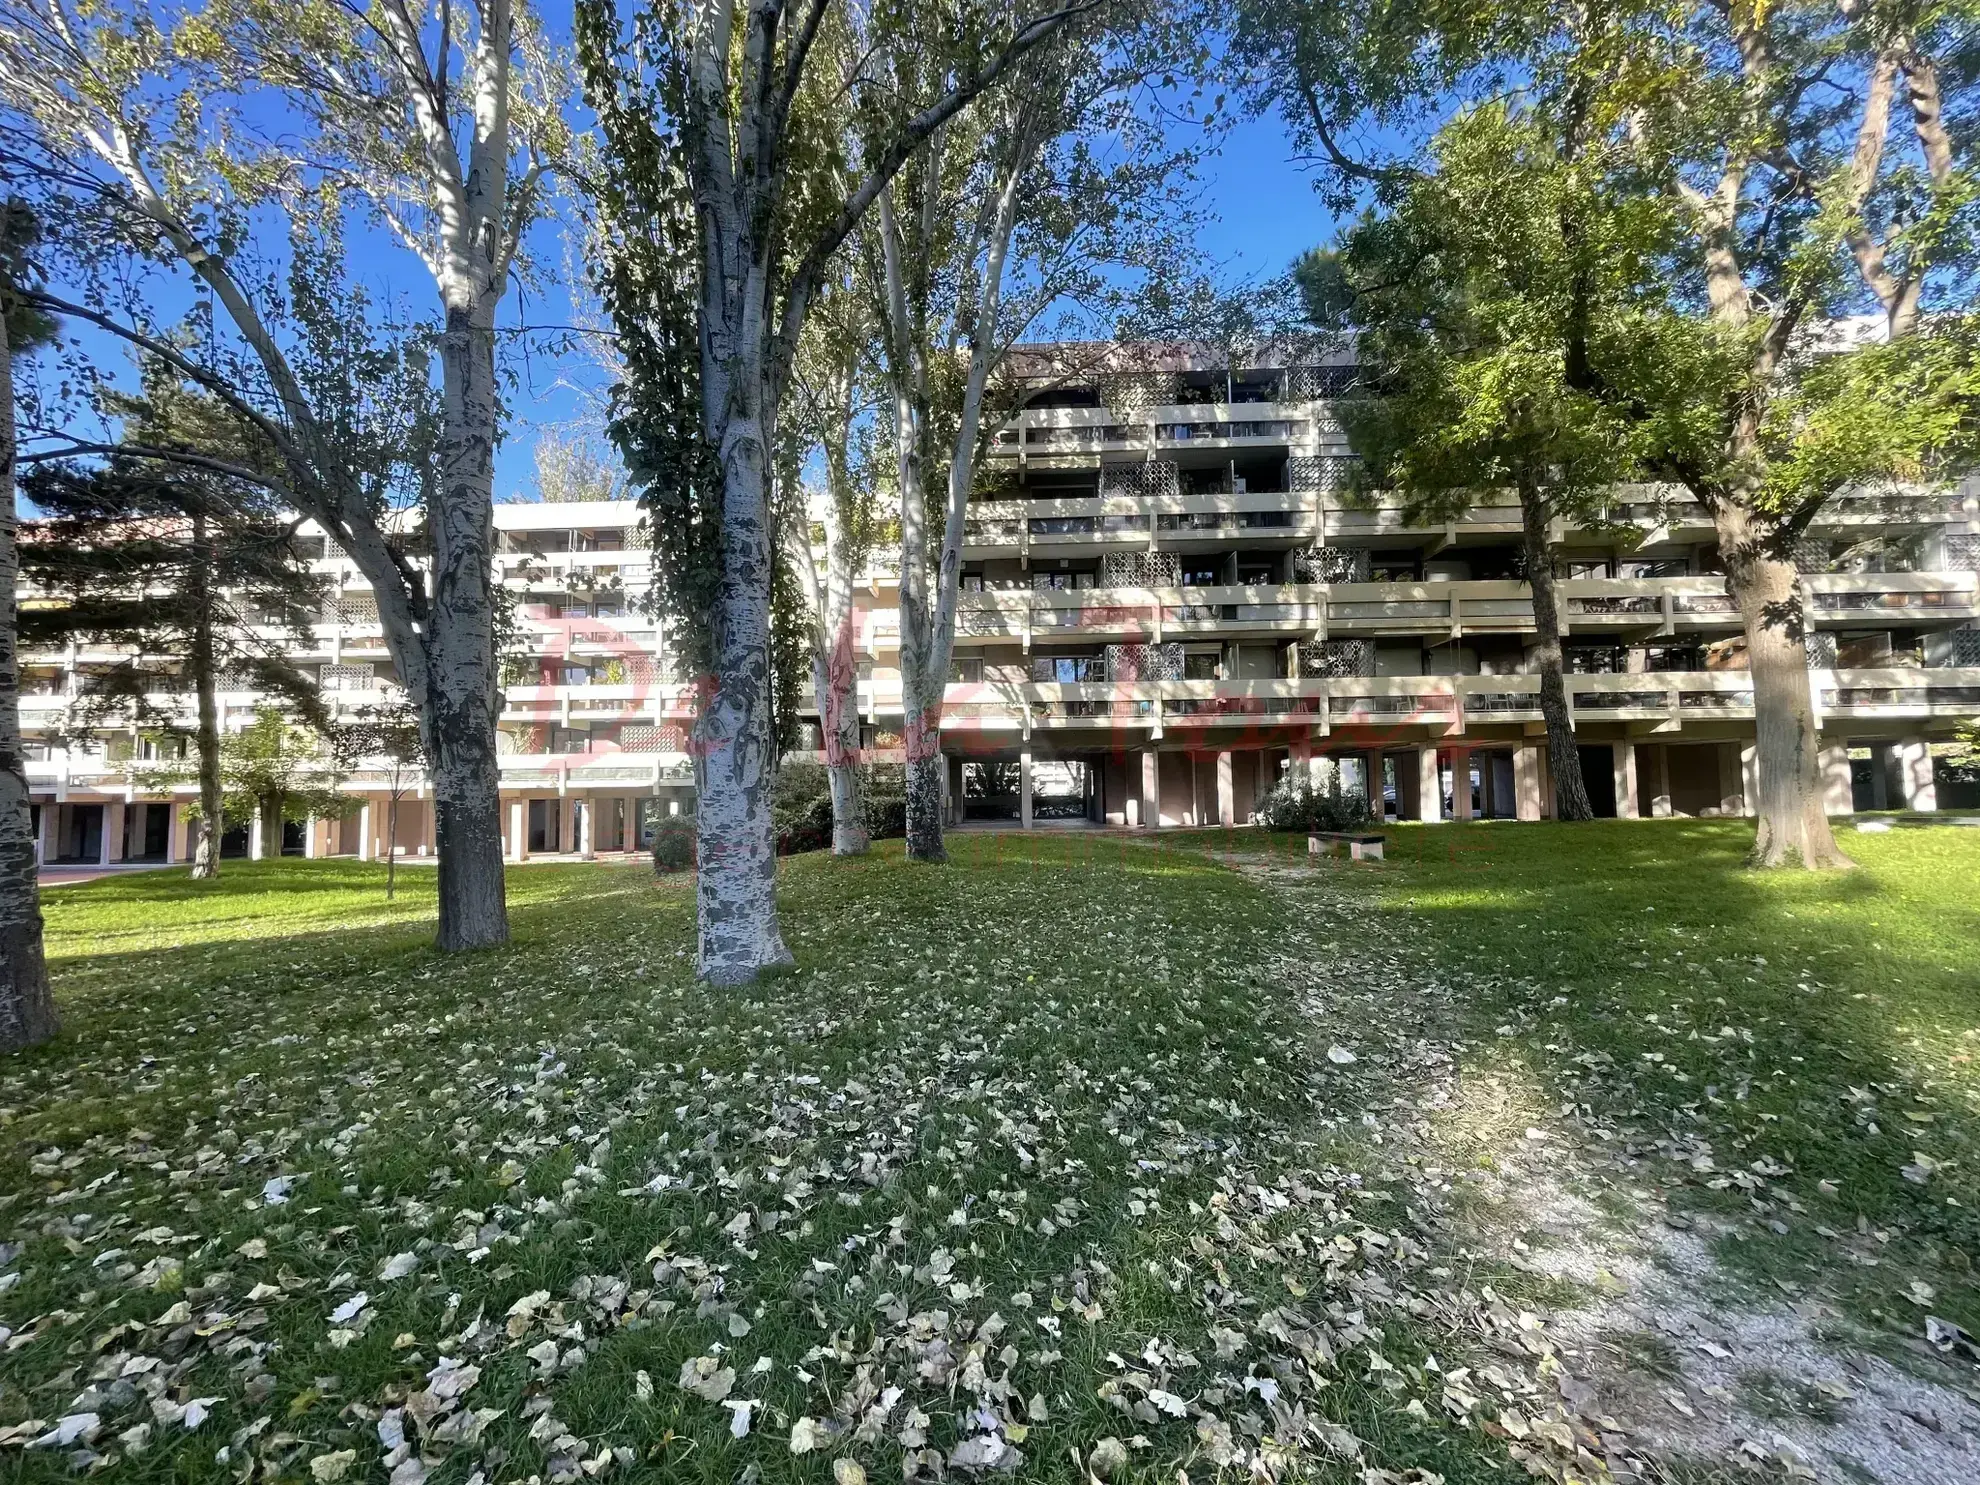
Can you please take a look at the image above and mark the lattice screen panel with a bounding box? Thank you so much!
[1097,372,1178,413]
[1294,546,1369,583]
[1298,639,1373,679]
[1100,461,1179,499]
[1105,643,1183,682]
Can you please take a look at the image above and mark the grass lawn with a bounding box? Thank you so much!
[1,846,1515,1485]
[2,823,1977,1485]
[1191,818,1980,1337]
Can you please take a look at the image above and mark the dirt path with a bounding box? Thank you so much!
[1235,854,1980,1485]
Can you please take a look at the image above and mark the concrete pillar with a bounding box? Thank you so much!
[1416,747,1442,823]
[35,802,50,866]
[948,756,966,826]
[357,801,374,861]
[1650,744,1674,818]
[1513,745,1542,821]
[1740,743,1759,818]
[506,798,525,860]
[1364,751,1385,815]
[168,802,188,863]
[1216,751,1235,826]
[1716,743,1745,816]
[625,797,640,851]
[1450,747,1473,820]
[247,809,265,861]
[105,801,126,863]
[1613,742,1639,819]
[1140,750,1159,829]
[1019,750,1034,830]
[304,815,319,858]
[1891,738,1937,811]
[1819,743,1854,816]
[579,795,596,858]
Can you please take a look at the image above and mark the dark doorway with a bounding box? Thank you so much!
[221,824,250,858]
[57,805,103,864]
[527,798,561,853]
[132,803,170,861]
[282,819,306,855]
[1577,746,1618,817]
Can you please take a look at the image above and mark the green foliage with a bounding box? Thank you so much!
[1254,775,1376,834]
[1320,98,1664,525]
[0,197,57,355]
[650,815,695,873]
[19,365,330,740]
[771,761,907,854]
[137,706,349,828]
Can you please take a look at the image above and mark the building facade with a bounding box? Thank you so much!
[20,348,1980,865]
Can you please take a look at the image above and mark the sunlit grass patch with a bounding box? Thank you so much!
[1353,819,1980,1336]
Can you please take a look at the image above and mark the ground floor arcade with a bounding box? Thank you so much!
[26,785,699,868]
[931,728,1951,829]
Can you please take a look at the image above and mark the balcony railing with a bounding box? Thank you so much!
[931,573,1980,647]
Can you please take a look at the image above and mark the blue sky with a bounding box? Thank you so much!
[36,18,1336,507]
[488,111,1335,499]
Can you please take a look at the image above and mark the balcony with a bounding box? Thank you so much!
[900,668,1980,738]
[934,572,1980,649]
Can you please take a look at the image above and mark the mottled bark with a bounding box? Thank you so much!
[0,304,54,1052]
[814,614,868,857]
[188,514,222,878]
[427,300,511,950]
[1519,483,1593,820]
[695,417,793,983]
[1717,506,1851,868]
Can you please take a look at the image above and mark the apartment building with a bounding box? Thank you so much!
[20,345,1980,864]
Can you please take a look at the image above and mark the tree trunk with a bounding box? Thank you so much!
[188,514,222,879]
[1519,483,1594,820]
[261,794,282,860]
[428,298,511,950]
[1716,507,1852,868]
[697,414,793,984]
[816,618,868,856]
[0,306,54,1053]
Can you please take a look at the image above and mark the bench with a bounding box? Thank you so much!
[1309,831,1385,862]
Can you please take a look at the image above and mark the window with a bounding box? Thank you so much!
[1182,650,1222,679]
[1031,656,1103,683]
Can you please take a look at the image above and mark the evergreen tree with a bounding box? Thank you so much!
[20,370,329,878]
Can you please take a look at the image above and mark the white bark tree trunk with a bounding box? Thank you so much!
[427,296,511,949]
[695,414,793,983]
[0,303,54,1052]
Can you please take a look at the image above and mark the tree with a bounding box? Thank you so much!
[577,0,1095,982]
[20,370,329,879]
[1,0,563,944]
[785,280,881,855]
[1310,100,1668,820]
[1236,0,1980,867]
[864,20,1210,860]
[1598,0,1976,867]
[533,429,628,503]
[215,706,352,854]
[335,702,427,899]
[0,199,56,1053]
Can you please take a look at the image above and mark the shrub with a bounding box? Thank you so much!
[650,816,695,873]
[772,761,908,854]
[1254,777,1375,834]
